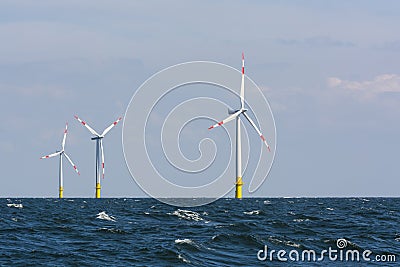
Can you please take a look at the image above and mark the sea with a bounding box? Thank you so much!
[0,198,398,266]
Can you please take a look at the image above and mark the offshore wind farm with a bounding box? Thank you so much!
[40,116,122,199]
[39,54,272,200]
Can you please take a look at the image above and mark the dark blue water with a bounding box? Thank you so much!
[0,198,398,266]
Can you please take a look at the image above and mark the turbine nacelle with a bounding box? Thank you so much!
[228,108,247,114]
[228,108,236,115]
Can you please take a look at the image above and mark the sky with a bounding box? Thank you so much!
[0,0,399,198]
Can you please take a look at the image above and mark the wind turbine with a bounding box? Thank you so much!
[208,53,271,199]
[74,115,122,198]
[40,123,80,198]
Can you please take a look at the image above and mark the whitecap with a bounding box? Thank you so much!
[7,203,23,208]
[178,254,190,263]
[175,238,194,245]
[326,208,334,211]
[96,211,116,222]
[263,200,271,205]
[285,240,301,248]
[169,209,204,222]
[244,210,260,215]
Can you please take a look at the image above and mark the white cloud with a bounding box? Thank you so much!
[327,74,400,98]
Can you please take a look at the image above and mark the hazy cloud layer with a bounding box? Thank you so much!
[1,1,400,197]
[328,74,400,99]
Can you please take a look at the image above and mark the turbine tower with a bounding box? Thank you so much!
[208,53,271,199]
[40,123,80,198]
[74,115,122,198]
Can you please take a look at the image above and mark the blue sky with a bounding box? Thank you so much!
[1,1,399,197]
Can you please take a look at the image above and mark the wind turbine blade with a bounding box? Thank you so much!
[240,52,245,109]
[101,117,122,137]
[74,115,100,136]
[100,139,105,178]
[61,123,68,150]
[208,110,241,130]
[63,153,80,175]
[242,112,271,152]
[40,151,62,159]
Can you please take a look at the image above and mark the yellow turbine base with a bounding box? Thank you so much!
[59,186,63,199]
[235,177,243,199]
[96,183,101,198]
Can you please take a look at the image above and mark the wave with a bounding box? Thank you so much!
[175,238,194,245]
[7,203,23,208]
[96,227,126,234]
[169,209,205,222]
[178,254,191,263]
[96,211,116,222]
[174,238,204,252]
[243,210,261,215]
[293,218,310,223]
[268,236,301,248]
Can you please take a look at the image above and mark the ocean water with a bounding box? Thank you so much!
[0,198,398,266]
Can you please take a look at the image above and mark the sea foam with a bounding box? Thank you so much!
[96,211,116,222]
[7,203,23,209]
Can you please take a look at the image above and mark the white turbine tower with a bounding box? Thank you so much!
[40,123,80,198]
[74,115,122,198]
[208,53,271,199]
